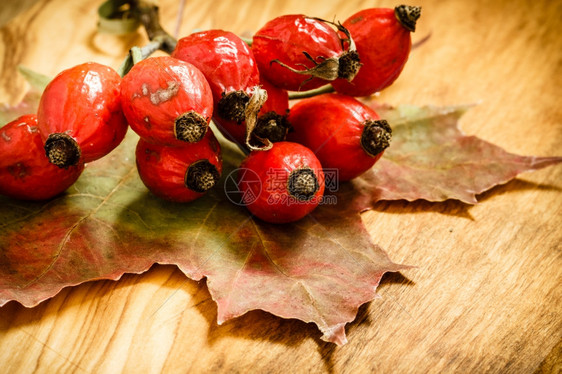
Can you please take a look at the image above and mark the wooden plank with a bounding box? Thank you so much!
[0,0,560,372]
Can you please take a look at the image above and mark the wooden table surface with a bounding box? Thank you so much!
[1,0,561,372]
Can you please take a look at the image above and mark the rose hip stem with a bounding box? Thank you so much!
[132,0,176,53]
[116,0,179,77]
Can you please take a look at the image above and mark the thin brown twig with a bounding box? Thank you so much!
[132,0,177,53]
[174,0,187,38]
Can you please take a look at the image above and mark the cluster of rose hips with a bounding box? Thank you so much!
[0,5,420,224]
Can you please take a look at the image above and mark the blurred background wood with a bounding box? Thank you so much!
[0,0,561,372]
[0,0,41,28]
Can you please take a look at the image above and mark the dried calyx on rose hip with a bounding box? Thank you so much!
[0,114,84,200]
[287,93,391,181]
[171,30,264,145]
[121,56,213,147]
[238,141,325,224]
[331,5,421,96]
[252,15,360,92]
[135,129,222,203]
[247,74,291,147]
[37,62,128,168]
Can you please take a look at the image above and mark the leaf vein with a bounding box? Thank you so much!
[19,167,137,288]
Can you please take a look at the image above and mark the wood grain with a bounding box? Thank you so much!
[1,0,561,373]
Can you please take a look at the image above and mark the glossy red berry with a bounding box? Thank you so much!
[252,15,360,91]
[37,62,128,167]
[0,114,84,200]
[331,5,421,96]
[135,130,222,203]
[171,30,261,144]
[121,56,213,146]
[239,142,325,224]
[287,94,391,181]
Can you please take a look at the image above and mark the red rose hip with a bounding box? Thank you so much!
[239,142,325,224]
[121,56,213,146]
[287,94,391,181]
[37,62,128,167]
[135,130,222,203]
[252,15,360,91]
[172,30,262,145]
[332,5,421,96]
[0,114,84,200]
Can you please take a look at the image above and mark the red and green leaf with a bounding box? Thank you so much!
[1,79,560,345]
[353,104,562,207]
[0,132,407,345]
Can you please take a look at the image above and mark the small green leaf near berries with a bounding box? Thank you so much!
[17,65,51,92]
[0,66,50,126]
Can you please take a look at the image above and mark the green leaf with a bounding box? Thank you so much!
[17,65,51,92]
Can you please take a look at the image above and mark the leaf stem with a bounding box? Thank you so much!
[117,40,161,77]
[288,84,335,100]
[240,36,253,46]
